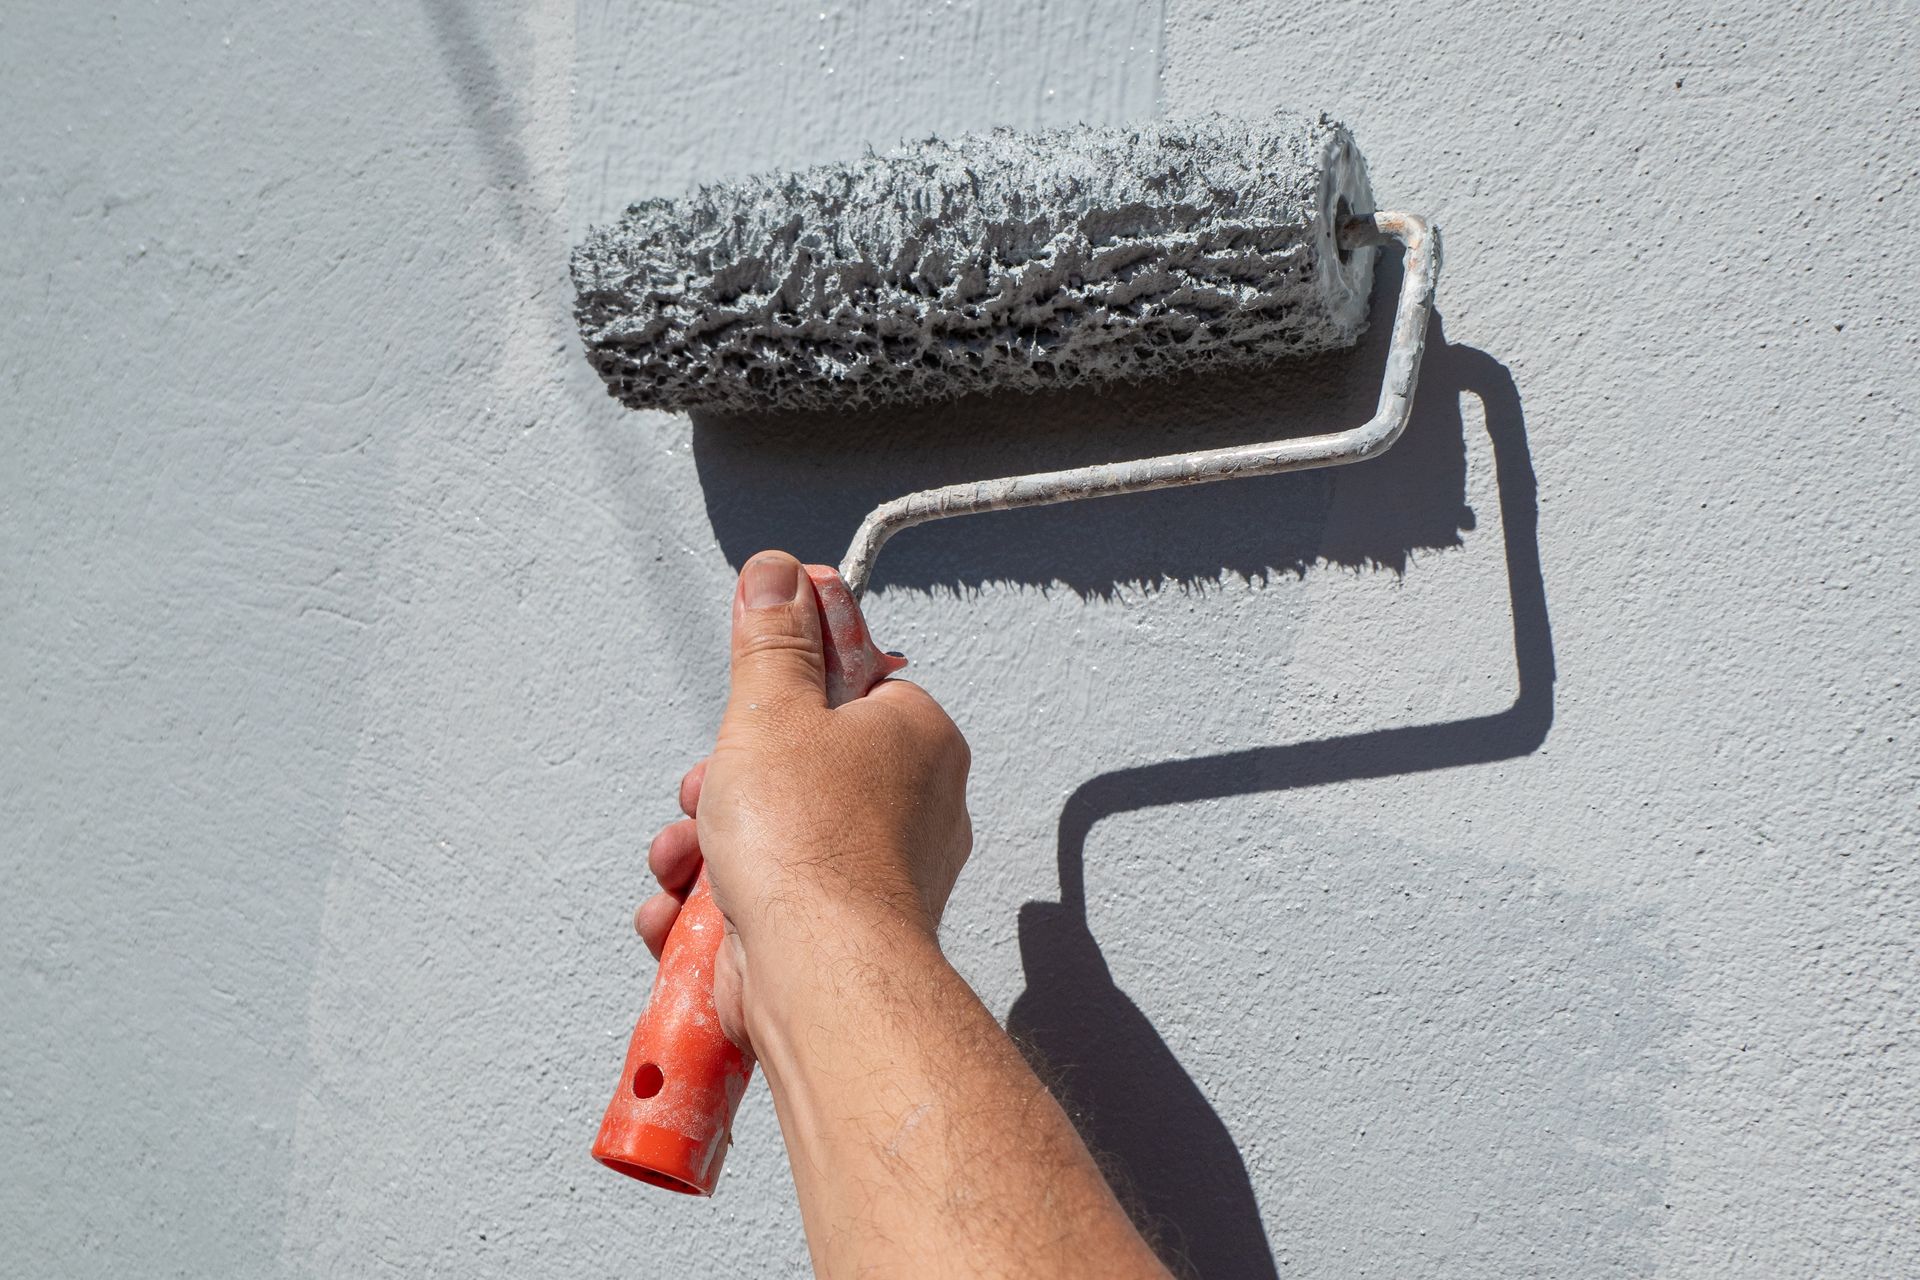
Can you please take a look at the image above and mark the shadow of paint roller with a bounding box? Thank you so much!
[579,115,1439,1194]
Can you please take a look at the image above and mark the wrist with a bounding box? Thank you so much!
[726,860,938,958]
[739,896,951,1074]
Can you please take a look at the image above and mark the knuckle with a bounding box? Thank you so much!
[734,637,825,683]
[736,625,818,658]
[924,709,970,771]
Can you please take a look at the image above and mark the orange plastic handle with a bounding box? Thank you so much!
[593,566,904,1195]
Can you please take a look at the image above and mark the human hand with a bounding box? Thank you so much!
[634,550,972,1052]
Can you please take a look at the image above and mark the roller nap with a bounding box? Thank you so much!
[573,114,1377,414]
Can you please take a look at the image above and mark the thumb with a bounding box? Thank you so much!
[726,550,827,718]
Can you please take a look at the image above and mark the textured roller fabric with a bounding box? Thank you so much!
[574,114,1376,414]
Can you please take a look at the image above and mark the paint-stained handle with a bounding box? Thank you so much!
[592,566,904,1195]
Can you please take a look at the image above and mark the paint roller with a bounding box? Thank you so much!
[576,113,1439,1194]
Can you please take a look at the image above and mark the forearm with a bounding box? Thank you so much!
[746,903,1170,1280]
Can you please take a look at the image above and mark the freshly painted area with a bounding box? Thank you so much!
[2,2,1914,1277]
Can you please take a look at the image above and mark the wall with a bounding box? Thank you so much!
[3,1,1914,1275]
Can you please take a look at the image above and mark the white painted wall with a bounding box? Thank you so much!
[4,1,1915,1275]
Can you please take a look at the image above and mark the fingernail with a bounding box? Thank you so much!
[742,555,801,608]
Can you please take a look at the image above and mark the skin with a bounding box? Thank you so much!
[635,550,1173,1280]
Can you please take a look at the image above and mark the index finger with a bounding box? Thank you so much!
[679,758,707,818]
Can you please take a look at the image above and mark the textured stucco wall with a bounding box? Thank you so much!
[3,1,1914,1276]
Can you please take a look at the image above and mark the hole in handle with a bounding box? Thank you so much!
[631,1062,665,1099]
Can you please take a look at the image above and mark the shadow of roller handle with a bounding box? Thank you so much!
[592,566,906,1195]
